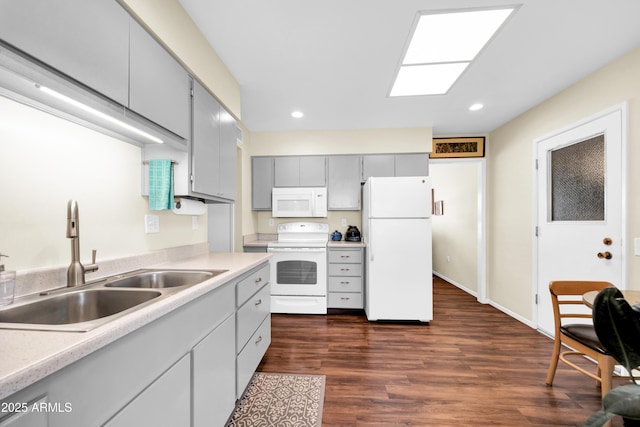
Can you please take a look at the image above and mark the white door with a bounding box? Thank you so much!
[535,105,626,335]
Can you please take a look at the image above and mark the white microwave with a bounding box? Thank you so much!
[272,187,328,218]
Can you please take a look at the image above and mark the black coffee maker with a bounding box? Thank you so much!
[345,225,361,242]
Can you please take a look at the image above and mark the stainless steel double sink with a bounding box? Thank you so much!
[0,269,228,332]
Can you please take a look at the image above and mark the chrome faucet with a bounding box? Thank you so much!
[66,200,98,287]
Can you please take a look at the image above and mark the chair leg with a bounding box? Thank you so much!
[546,338,561,386]
[599,356,615,399]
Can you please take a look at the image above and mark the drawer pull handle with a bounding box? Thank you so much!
[341,268,350,272]
[255,336,262,344]
[340,297,350,301]
[255,277,262,284]
[341,255,350,259]
[340,281,350,285]
[255,299,262,306]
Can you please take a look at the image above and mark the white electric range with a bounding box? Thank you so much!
[267,222,329,314]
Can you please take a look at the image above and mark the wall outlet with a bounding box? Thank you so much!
[192,216,199,230]
[341,218,347,227]
[269,218,275,226]
[144,214,159,233]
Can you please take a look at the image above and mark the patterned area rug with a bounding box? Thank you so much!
[226,372,326,427]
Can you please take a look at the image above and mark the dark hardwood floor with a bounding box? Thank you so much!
[258,276,627,426]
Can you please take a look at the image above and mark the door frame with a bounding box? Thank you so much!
[430,157,487,304]
[531,102,628,330]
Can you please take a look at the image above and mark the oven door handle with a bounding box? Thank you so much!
[268,247,326,253]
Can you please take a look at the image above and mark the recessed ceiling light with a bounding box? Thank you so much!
[291,111,304,118]
[390,7,516,97]
[469,103,484,111]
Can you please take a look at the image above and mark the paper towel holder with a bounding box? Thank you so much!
[172,197,206,216]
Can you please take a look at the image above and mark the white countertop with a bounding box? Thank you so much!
[0,252,271,401]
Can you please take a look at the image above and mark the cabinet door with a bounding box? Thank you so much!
[192,81,221,197]
[0,0,130,106]
[362,155,395,180]
[274,156,326,187]
[129,21,190,138]
[0,397,48,427]
[104,355,191,427]
[328,155,361,210]
[193,315,236,427]
[219,107,238,200]
[395,154,429,177]
[274,157,300,187]
[252,157,274,210]
[299,156,327,186]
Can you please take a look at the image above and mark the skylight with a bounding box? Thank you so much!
[390,7,516,97]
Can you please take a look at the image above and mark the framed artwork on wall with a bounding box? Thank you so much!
[430,137,485,158]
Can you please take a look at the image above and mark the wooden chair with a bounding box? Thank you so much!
[545,280,617,398]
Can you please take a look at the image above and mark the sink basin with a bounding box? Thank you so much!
[104,269,227,289]
[0,289,160,327]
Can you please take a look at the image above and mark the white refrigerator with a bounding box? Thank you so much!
[362,176,433,322]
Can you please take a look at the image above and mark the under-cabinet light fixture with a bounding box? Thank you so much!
[36,84,164,143]
[291,111,304,118]
[390,7,516,97]
[469,103,484,111]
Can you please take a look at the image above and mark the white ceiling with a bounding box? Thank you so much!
[179,0,640,135]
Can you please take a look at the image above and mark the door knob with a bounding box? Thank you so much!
[603,237,613,246]
[597,251,613,260]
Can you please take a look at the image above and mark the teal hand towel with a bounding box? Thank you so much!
[148,160,174,210]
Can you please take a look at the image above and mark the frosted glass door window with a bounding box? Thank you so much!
[550,135,605,221]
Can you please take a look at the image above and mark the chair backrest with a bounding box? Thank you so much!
[548,281,614,334]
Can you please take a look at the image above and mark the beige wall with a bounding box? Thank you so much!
[0,97,207,271]
[488,46,640,321]
[430,161,479,293]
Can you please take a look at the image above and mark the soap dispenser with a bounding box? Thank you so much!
[0,253,15,306]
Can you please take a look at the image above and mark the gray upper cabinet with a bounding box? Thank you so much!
[328,155,362,210]
[191,81,236,201]
[362,155,395,181]
[219,108,238,200]
[191,81,221,198]
[0,0,130,106]
[129,22,190,139]
[252,157,274,210]
[274,156,326,187]
[395,153,429,176]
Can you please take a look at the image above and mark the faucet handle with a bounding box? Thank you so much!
[91,249,97,264]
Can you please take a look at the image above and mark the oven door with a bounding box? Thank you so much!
[267,247,327,296]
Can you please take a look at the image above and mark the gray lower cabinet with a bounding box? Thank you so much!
[0,261,272,427]
[328,247,364,309]
[0,397,48,427]
[192,314,236,427]
[0,0,130,107]
[328,155,362,210]
[235,264,271,398]
[104,355,191,427]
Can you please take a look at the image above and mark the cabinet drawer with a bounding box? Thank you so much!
[237,263,270,306]
[236,315,271,398]
[236,285,271,353]
[328,292,363,309]
[329,263,362,277]
[328,276,362,293]
[328,249,362,263]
